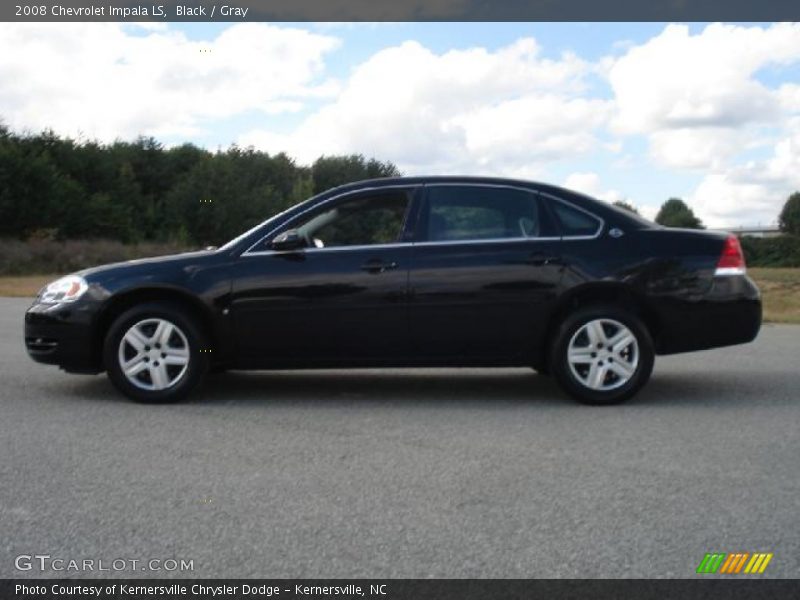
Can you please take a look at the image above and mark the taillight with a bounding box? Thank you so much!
[715,235,746,276]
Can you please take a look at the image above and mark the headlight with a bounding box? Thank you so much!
[38,275,89,304]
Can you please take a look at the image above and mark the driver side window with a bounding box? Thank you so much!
[291,191,411,249]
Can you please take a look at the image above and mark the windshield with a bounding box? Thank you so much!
[218,201,309,252]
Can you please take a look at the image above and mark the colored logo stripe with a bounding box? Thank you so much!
[697,553,726,574]
[744,553,773,574]
[719,553,749,573]
[697,552,773,574]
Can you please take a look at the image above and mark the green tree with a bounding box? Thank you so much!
[311,154,401,194]
[655,198,704,229]
[163,147,309,246]
[612,200,639,215]
[0,123,401,245]
[778,192,800,235]
[0,133,85,238]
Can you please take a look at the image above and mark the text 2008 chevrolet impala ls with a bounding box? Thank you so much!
[24,177,761,405]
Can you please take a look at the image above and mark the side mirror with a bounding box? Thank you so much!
[270,229,306,251]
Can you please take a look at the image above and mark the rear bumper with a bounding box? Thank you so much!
[654,275,762,355]
[24,301,103,374]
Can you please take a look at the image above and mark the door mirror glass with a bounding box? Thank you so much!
[270,229,306,251]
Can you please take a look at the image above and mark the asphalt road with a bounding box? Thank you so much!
[1,297,799,579]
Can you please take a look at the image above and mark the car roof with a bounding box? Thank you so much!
[329,175,542,191]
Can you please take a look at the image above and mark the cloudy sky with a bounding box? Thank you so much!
[1,21,799,226]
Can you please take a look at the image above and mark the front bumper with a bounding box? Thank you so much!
[24,301,103,373]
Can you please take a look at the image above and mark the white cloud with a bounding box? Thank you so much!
[609,22,800,134]
[453,96,609,165]
[778,84,800,113]
[648,128,746,170]
[0,23,340,141]
[563,172,624,204]
[690,124,800,227]
[239,39,605,174]
[608,23,800,225]
[562,172,660,221]
[638,205,659,222]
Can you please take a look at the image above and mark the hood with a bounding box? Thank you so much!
[78,249,219,280]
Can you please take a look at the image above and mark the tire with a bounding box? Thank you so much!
[103,302,209,403]
[549,305,654,405]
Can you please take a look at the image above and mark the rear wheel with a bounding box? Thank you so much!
[550,306,654,405]
[103,303,209,403]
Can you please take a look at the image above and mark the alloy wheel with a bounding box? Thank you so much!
[117,318,191,391]
[567,318,639,391]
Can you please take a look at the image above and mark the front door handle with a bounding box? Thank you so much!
[527,253,561,266]
[361,259,398,274]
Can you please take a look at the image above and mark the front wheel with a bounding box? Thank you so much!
[550,306,654,405]
[103,303,209,403]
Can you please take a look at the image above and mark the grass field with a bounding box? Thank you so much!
[749,268,800,324]
[0,275,51,298]
[2,269,799,324]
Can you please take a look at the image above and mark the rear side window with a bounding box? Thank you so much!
[423,185,551,242]
[549,200,602,237]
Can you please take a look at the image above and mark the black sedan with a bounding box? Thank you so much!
[24,177,761,405]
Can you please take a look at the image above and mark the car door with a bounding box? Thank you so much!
[408,183,564,362]
[228,187,417,366]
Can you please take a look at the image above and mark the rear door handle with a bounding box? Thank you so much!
[361,259,398,274]
[527,253,561,266]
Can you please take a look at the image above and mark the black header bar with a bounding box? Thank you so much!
[3,0,799,22]
[3,579,800,600]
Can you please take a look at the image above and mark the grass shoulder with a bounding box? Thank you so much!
[749,268,800,324]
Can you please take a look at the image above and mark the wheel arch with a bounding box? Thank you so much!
[93,286,220,369]
[538,282,661,372]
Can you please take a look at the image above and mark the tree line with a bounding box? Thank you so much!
[2,124,799,247]
[613,197,705,228]
[0,125,399,247]
[614,194,800,234]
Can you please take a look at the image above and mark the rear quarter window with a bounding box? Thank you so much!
[550,200,602,237]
